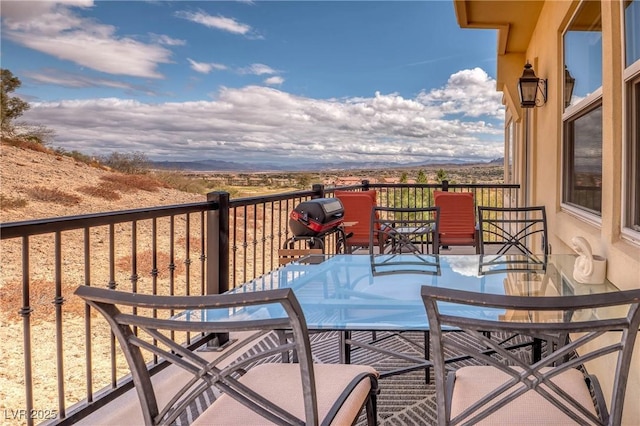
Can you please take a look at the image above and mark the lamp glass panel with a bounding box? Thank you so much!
[519,81,537,105]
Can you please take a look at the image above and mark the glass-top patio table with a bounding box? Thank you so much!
[177,253,620,378]
[178,253,620,332]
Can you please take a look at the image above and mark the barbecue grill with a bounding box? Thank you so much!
[289,198,345,237]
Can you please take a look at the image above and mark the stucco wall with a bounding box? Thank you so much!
[501,1,640,423]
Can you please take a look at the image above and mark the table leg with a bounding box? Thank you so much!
[340,330,352,364]
[424,331,430,384]
[533,337,542,362]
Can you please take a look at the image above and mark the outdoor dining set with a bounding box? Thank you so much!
[74,190,640,426]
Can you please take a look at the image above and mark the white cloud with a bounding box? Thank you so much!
[0,0,93,21]
[176,10,251,35]
[417,68,503,118]
[187,59,227,74]
[264,76,284,86]
[25,69,157,95]
[150,34,186,46]
[24,68,504,167]
[239,63,278,76]
[1,1,173,78]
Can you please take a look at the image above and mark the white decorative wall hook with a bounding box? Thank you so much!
[571,236,607,284]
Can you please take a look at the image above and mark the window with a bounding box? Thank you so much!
[624,0,640,233]
[563,102,603,214]
[563,1,603,215]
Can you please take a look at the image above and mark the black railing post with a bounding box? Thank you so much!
[362,180,370,191]
[205,191,230,349]
[312,184,325,199]
[442,180,449,192]
[206,191,230,295]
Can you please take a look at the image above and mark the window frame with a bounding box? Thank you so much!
[561,1,604,223]
[621,28,640,242]
[561,96,604,223]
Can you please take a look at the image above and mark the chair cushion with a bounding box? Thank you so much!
[334,190,381,246]
[434,191,477,246]
[450,366,597,425]
[193,363,377,425]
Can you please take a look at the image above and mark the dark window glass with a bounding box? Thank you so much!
[563,103,603,214]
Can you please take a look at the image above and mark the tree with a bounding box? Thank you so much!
[417,169,428,183]
[436,169,448,183]
[1,69,30,135]
[296,173,313,188]
[101,152,150,174]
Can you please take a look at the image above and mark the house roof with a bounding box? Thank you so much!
[453,0,543,55]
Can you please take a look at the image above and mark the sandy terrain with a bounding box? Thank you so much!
[1,144,208,419]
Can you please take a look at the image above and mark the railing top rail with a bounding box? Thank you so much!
[326,185,364,192]
[228,189,318,207]
[0,201,216,239]
[367,183,520,189]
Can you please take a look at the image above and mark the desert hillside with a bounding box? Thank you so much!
[1,144,209,414]
[1,143,206,223]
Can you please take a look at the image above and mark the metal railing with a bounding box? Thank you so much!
[0,181,518,425]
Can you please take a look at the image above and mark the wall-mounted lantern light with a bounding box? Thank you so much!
[518,62,547,108]
[564,66,575,108]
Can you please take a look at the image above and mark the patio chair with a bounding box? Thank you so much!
[335,190,385,253]
[421,286,640,426]
[74,286,379,426]
[371,205,440,255]
[477,205,548,256]
[433,191,479,253]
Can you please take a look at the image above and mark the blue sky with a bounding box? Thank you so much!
[1,0,503,169]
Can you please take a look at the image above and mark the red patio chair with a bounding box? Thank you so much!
[433,190,479,253]
[334,190,385,253]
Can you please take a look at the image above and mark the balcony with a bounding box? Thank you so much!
[0,180,534,425]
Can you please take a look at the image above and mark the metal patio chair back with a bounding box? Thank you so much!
[75,286,379,426]
[371,206,440,255]
[421,286,640,426]
[477,205,548,256]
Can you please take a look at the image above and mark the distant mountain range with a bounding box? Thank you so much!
[152,157,504,172]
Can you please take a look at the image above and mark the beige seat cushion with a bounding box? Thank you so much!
[451,366,597,425]
[192,363,377,425]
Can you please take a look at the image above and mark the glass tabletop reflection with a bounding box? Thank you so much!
[177,254,620,331]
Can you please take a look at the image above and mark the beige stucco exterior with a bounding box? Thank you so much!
[455,0,640,423]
